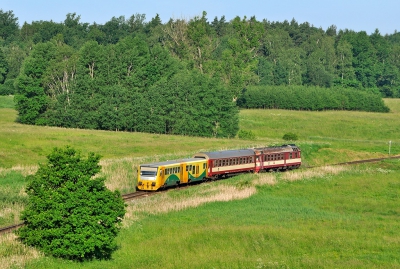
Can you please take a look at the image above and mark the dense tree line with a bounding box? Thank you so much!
[0,9,397,136]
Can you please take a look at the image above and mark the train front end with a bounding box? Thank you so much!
[137,164,161,191]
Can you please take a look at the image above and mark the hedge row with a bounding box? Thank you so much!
[237,86,390,112]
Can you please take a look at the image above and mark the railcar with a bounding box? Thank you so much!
[137,158,207,191]
[253,144,301,172]
[193,149,256,179]
[193,144,301,179]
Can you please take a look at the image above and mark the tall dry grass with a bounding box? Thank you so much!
[124,184,257,227]
[281,165,349,182]
[0,233,42,269]
[0,165,38,177]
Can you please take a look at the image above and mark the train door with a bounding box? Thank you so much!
[191,163,200,182]
[158,166,165,186]
[181,163,188,184]
[254,151,262,172]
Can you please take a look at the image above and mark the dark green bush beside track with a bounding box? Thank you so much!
[17,146,126,261]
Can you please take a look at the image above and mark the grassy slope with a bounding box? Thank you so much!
[24,161,400,269]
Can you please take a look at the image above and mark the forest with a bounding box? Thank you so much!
[0,10,396,137]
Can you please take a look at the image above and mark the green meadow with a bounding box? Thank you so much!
[0,95,399,268]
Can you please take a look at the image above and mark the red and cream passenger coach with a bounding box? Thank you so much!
[194,144,301,179]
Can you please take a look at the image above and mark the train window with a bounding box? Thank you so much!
[192,166,195,174]
[289,153,293,159]
[203,163,206,169]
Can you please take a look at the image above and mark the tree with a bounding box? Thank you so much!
[17,146,126,261]
[14,42,56,124]
[0,9,19,43]
[0,47,8,83]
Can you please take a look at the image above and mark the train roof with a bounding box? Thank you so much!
[193,149,255,159]
[140,158,205,168]
[254,144,300,153]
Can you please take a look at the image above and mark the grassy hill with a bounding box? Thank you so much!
[1,95,399,268]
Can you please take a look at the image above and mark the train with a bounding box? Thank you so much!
[137,144,301,191]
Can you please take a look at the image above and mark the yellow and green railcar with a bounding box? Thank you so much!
[137,158,208,191]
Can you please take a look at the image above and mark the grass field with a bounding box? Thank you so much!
[1,95,399,268]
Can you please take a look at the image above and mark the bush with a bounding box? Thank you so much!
[237,129,256,140]
[17,146,126,261]
[283,132,298,141]
[0,79,15,95]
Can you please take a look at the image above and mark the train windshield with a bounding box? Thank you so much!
[139,166,158,180]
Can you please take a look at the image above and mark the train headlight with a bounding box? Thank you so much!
[151,182,156,186]
[138,181,143,186]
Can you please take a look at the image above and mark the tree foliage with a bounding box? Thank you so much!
[17,146,126,261]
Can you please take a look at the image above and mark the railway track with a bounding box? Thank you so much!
[0,222,25,234]
[1,154,399,235]
[335,154,400,165]
[122,191,153,201]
